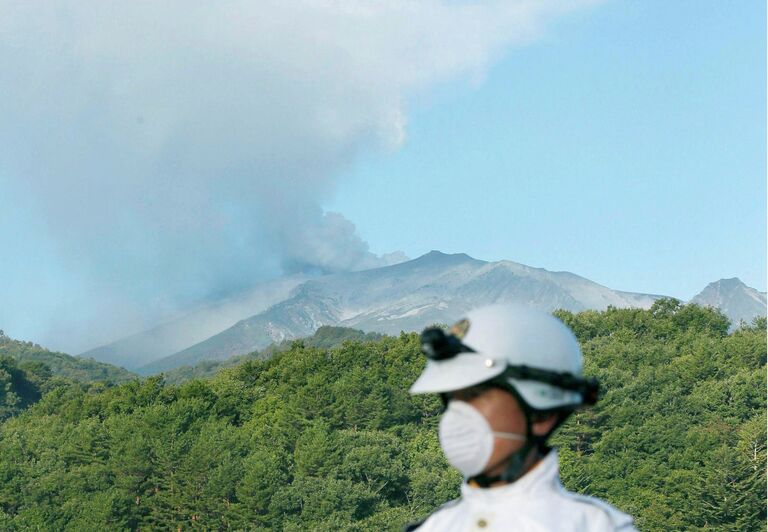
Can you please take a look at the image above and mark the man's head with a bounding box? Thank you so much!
[410,304,599,485]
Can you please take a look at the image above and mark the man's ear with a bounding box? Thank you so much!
[531,414,559,437]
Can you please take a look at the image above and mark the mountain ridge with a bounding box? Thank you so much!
[39,251,766,375]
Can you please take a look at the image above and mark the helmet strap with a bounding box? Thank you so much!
[471,443,532,487]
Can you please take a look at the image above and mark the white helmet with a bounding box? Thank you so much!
[410,304,596,411]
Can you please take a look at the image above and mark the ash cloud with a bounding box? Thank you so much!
[0,0,599,352]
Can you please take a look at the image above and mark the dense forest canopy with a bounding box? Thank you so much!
[0,301,764,530]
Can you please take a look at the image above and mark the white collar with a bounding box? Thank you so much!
[460,449,561,503]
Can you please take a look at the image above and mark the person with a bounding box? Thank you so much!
[406,304,637,531]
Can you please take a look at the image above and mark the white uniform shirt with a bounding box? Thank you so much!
[414,451,637,532]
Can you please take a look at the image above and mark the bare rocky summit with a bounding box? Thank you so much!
[690,278,766,329]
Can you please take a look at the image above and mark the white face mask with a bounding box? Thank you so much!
[438,400,526,477]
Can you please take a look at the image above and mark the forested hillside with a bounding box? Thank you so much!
[0,331,135,384]
[160,326,384,384]
[0,356,50,422]
[0,301,764,530]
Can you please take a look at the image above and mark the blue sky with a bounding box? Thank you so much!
[329,0,766,299]
[0,1,764,351]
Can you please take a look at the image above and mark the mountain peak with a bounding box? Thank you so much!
[694,278,755,299]
[706,277,746,289]
[691,278,766,329]
[414,250,477,263]
[380,250,482,273]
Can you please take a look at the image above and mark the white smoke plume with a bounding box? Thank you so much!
[0,0,600,352]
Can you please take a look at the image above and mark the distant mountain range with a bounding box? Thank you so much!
[80,251,766,375]
[134,251,663,374]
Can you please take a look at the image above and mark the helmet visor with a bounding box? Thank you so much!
[409,353,507,394]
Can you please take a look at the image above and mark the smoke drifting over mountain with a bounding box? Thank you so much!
[0,0,599,352]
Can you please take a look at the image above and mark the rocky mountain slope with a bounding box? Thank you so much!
[80,275,307,370]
